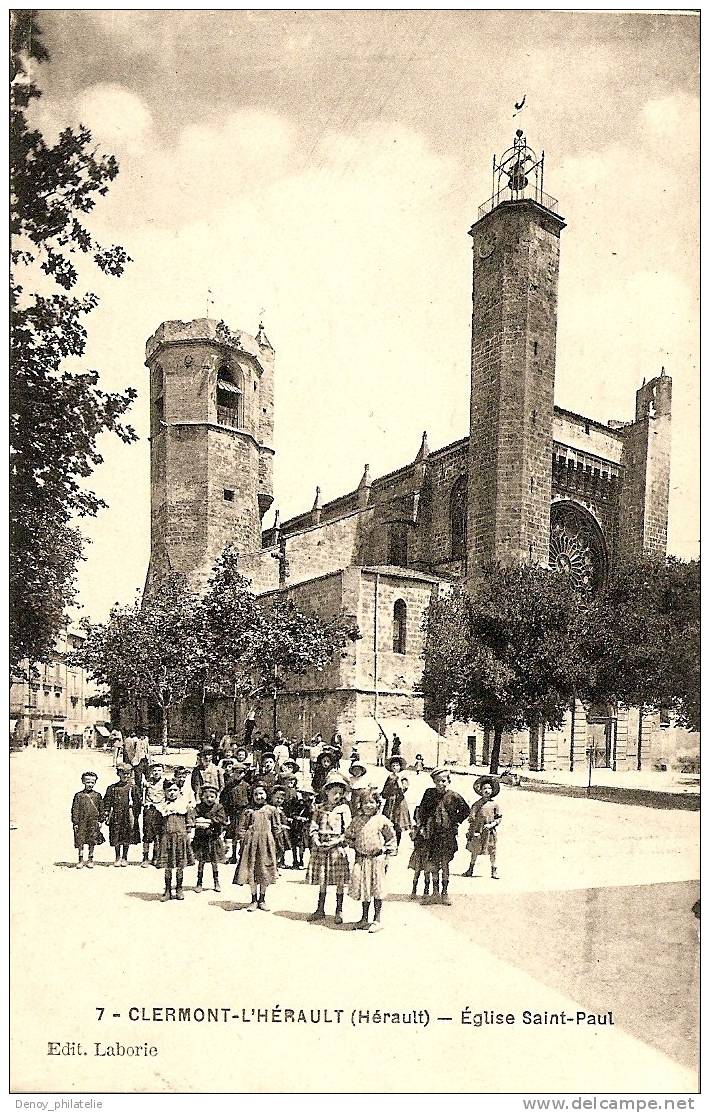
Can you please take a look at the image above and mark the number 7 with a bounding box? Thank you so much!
[96,1007,105,1021]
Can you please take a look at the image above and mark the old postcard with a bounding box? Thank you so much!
[10,9,699,1096]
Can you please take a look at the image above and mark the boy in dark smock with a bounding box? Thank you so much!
[418,767,469,905]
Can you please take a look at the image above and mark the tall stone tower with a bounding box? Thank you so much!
[467,131,565,582]
[145,318,274,592]
[618,370,672,557]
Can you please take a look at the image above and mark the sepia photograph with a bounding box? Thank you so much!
[9,8,700,1096]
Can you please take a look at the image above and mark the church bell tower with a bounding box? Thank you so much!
[466,130,565,583]
[145,317,275,593]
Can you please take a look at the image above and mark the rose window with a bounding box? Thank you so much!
[549,503,607,591]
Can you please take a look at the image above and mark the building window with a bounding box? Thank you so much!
[659,707,671,729]
[388,522,408,567]
[216,363,244,428]
[393,599,407,655]
[224,488,235,502]
[155,393,164,427]
[450,477,467,561]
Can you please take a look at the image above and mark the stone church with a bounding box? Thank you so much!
[143,131,675,771]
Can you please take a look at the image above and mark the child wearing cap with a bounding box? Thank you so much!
[141,762,165,868]
[346,789,397,933]
[464,776,502,879]
[381,755,412,847]
[191,747,223,797]
[269,785,290,869]
[103,763,142,867]
[155,780,196,900]
[280,774,310,869]
[71,771,104,868]
[417,767,469,905]
[307,773,351,924]
[221,762,251,864]
[192,783,229,893]
[407,803,431,899]
[233,783,281,911]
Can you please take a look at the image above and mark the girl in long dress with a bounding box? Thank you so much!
[155,780,196,900]
[381,755,412,846]
[233,783,281,911]
[346,790,397,933]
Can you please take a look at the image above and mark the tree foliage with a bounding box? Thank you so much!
[581,557,700,731]
[72,574,204,752]
[423,566,584,772]
[10,10,136,672]
[197,546,360,700]
[423,556,701,773]
[73,548,361,747]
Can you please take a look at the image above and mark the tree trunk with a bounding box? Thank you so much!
[489,722,503,775]
[161,707,168,754]
[201,681,207,744]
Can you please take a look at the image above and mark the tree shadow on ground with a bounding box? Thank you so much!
[424,879,699,1073]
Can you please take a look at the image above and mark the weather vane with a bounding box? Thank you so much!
[513,94,527,117]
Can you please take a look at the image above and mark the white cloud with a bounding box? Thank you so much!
[75,83,153,152]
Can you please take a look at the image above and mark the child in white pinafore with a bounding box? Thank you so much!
[346,790,397,933]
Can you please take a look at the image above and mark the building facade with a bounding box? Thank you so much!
[143,132,677,770]
[10,627,110,747]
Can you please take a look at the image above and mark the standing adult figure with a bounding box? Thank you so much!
[121,732,151,799]
[244,710,257,750]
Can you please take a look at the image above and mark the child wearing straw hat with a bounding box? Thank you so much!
[464,775,502,879]
[306,771,351,924]
[381,754,412,847]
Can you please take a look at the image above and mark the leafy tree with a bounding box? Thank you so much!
[422,566,584,773]
[73,574,204,753]
[198,546,360,732]
[10,10,136,673]
[581,557,700,732]
[74,549,361,749]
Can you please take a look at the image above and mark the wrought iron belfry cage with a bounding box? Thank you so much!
[478,130,559,219]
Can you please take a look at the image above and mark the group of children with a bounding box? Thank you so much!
[70,744,503,928]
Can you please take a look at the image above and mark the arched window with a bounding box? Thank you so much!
[392,599,407,655]
[549,501,608,592]
[216,363,244,428]
[450,477,467,561]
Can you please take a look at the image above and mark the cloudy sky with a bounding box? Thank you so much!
[30,10,699,621]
